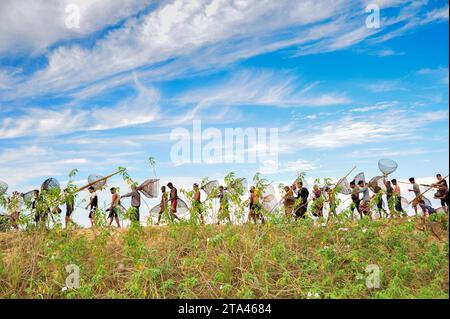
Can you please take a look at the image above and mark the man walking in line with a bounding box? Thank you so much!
[357,180,371,219]
[156,185,168,225]
[248,186,264,224]
[293,181,309,220]
[349,181,361,219]
[107,187,121,228]
[63,188,75,228]
[433,174,448,213]
[167,183,181,222]
[121,184,142,225]
[391,179,403,215]
[85,186,98,228]
[192,183,205,224]
[7,191,21,230]
[283,186,295,220]
[409,177,422,216]
[217,185,231,224]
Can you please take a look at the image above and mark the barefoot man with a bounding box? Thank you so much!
[85,186,98,227]
[156,186,168,225]
[408,177,422,216]
[107,187,121,228]
[63,188,75,228]
[192,183,205,224]
[167,183,181,222]
[217,186,231,224]
[283,186,295,220]
[248,186,264,224]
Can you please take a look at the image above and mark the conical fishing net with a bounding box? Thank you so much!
[401,197,409,209]
[149,198,189,219]
[0,180,8,196]
[354,172,365,185]
[149,203,162,217]
[378,159,398,175]
[202,180,219,195]
[174,198,189,219]
[269,199,283,213]
[263,194,277,203]
[262,184,278,211]
[22,190,38,204]
[368,176,386,192]
[139,179,159,198]
[88,174,106,190]
[336,177,352,195]
[41,178,61,193]
[262,184,276,199]
[263,196,279,212]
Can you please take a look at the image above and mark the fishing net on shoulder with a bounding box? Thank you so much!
[378,159,398,176]
[202,180,219,196]
[41,178,61,194]
[88,174,107,191]
[139,179,159,198]
[0,180,8,196]
[368,176,386,192]
[354,172,365,185]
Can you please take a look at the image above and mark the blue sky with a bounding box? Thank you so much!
[0,0,448,224]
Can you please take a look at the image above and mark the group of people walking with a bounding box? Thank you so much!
[1,172,448,231]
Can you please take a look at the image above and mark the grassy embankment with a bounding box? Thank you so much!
[0,215,448,299]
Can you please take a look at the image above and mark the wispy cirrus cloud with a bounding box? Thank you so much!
[417,66,449,85]
[363,80,405,93]
[0,77,160,139]
[175,69,351,109]
[280,109,449,151]
[350,101,399,113]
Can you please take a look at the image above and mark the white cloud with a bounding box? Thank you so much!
[417,67,449,85]
[261,159,319,175]
[175,69,350,109]
[372,49,405,57]
[2,0,437,101]
[422,4,449,24]
[0,145,50,164]
[0,0,155,54]
[350,101,399,113]
[280,109,449,151]
[0,77,160,139]
[364,80,404,93]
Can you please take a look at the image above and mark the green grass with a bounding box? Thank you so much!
[0,216,448,299]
